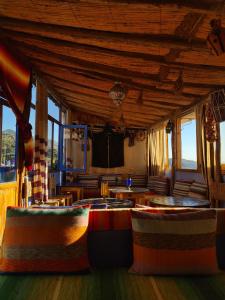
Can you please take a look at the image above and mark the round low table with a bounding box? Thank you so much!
[73,197,133,209]
[109,187,149,200]
[149,196,210,208]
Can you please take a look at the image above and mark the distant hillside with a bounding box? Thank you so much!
[3,129,15,135]
[168,158,197,169]
[181,159,197,169]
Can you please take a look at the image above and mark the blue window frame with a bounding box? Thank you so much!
[59,124,87,172]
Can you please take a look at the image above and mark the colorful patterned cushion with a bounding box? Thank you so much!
[0,206,90,273]
[130,209,218,275]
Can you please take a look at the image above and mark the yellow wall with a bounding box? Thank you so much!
[0,182,18,244]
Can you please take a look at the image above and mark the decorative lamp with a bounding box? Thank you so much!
[166,120,173,134]
[109,82,126,106]
[207,19,225,56]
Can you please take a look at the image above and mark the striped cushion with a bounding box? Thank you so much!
[172,180,192,197]
[130,209,218,275]
[147,176,169,195]
[130,175,147,187]
[0,206,90,273]
[188,182,208,199]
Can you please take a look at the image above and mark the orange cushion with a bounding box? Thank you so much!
[0,206,90,273]
[130,209,218,275]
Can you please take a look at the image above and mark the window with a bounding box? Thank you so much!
[48,97,59,121]
[59,125,87,172]
[47,97,63,171]
[220,121,225,173]
[29,84,37,138]
[0,99,17,182]
[177,111,197,170]
[165,131,172,170]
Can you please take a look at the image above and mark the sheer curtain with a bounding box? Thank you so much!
[148,124,166,176]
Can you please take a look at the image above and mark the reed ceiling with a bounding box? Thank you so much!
[0,0,225,127]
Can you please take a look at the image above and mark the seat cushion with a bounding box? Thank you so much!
[130,209,218,275]
[172,180,192,197]
[188,182,208,199]
[0,206,90,273]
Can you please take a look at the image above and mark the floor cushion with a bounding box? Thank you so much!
[130,209,218,275]
[0,206,90,273]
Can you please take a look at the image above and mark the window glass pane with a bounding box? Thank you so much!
[1,106,16,167]
[31,85,36,105]
[168,132,172,168]
[47,120,52,167]
[0,105,17,182]
[48,98,59,121]
[180,112,197,169]
[220,121,225,169]
[29,107,36,138]
[53,123,59,170]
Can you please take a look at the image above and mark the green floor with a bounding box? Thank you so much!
[0,268,225,300]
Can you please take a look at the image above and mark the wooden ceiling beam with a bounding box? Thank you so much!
[36,64,200,105]
[4,30,225,90]
[57,0,220,12]
[47,76,181,110]
[0,16,205,56]
[6,29,225,74]
[15,44,200,100]
[54,86,171,117]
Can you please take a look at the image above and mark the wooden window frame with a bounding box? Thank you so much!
[176,110,199,172]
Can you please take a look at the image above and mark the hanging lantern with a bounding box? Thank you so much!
[207,19,225,56]
[205,104,218,143]
[165,120,173,134]
[109,82,126,106]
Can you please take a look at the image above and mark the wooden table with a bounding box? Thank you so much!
[48,194,73,206]
[58,185,84,201]
[109,187,149,200]
[148,196,210,208]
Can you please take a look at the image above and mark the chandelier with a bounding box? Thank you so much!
[109,82,126,106]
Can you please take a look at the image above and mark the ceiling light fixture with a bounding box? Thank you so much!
[109,82,126,106]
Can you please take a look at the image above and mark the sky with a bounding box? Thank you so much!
[181,120,197,162]
[220,121,225,164]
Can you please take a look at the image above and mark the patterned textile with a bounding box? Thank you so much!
[188,182,208,199]
[65,158,73,183]
[0,206,90,273]
[0,42,33,170]
[147,176,169,195]
[33,135,48,202]
[89,209,131,232]
[101,174,117,186]
[172,180,192,197]
[130,209,218,275]
[1,268,225,300]
[33,83,48,203]
[131,175,147,187]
